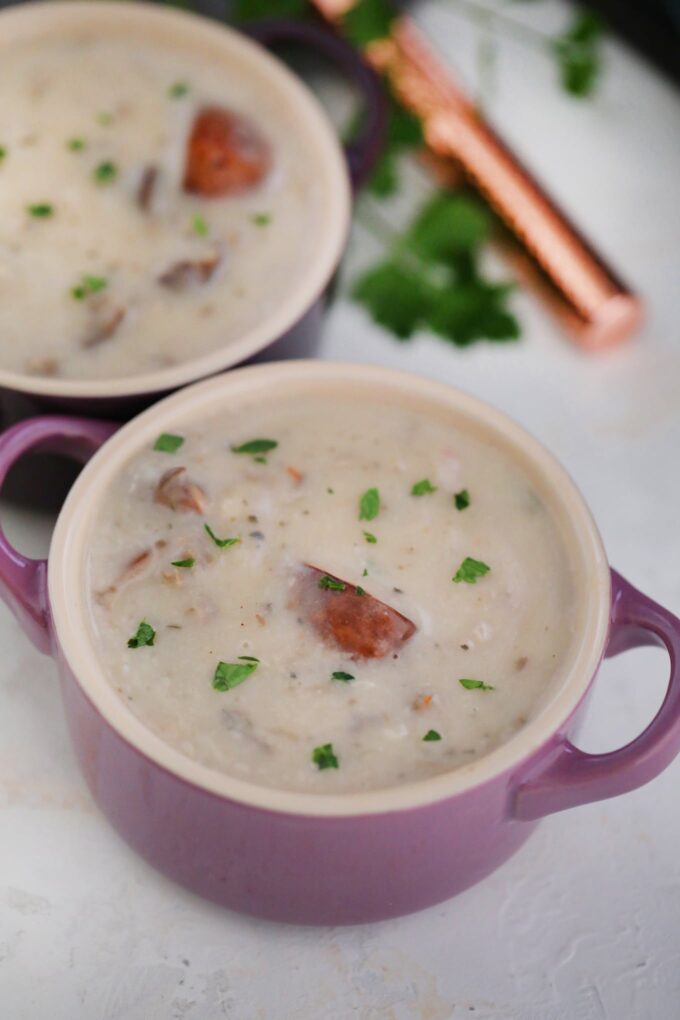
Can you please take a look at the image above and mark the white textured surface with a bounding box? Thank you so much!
[1,3,680,1016]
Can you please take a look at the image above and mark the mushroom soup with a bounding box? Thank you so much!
[0,29,329,381]
[86,395,578,794]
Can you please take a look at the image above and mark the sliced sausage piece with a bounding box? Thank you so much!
[154,467,207,514]
[291,565,417,660]
[158,251,222,291]
[183,107,271,198]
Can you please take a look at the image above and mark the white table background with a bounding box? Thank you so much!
[1,2,679,1016]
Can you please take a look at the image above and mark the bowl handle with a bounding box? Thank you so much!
[513,569,680,820]
[244,18,387,190]
[0,416,117,655]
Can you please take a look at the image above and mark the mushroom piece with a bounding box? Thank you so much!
[82,302,126,349]
[154,467,207,514]
[183,106,271,197]
[137,165,159,212]
[158,251,222,291]
[290,565,416,660]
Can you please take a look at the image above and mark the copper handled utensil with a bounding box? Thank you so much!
[312,0,643,349]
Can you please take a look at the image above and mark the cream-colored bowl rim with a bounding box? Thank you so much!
[49,361,611,817]
[0,1,351,400]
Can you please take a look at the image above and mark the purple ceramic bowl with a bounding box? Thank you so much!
[0,3,384,417]
[1,362,679,926]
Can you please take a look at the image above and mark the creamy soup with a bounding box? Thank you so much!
[86,396,578,794]
[0,30,326,380]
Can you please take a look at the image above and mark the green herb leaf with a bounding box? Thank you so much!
[453,557,491,584]
[312,743,339,770]
[352,260,430,340]
[27,203,54,218]
[428,279,520,347]
[553,10,603,97]
[331,671,355,682]
[411,478,437,496]
[318,575,346,592]
[204,524,240,549]
[171,557,195,568]
[213,659,258,691]
[342,0,395,46]
[231,438,278,456]
[154,433,184,453]
[454,489,470,511]
[251,212,271,226]
[459,678,495,691]
[0,145,7,163]
[168,81,189,98]
[71,274,107,301]
[94,161,118,184]
[192,214,208,238]
[359,487,380,521]
[238,655,260,662]
[409,193,491,265]
[365,94,424,198]
[355,586,366,596]
[362,568,369,577]
[127,621,156,648]
[423,729,442,742]
[67,138,86,152]
[363,531,377,544]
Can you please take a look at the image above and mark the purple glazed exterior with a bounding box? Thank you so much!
[1,414,680,924]
[0,8,386,420]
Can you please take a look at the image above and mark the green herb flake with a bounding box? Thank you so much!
[251,212,271,226]
[363,530,377,544]
[318,575,346,592]
[94,161,118,185]
[231,438,278,457]
[127,621,156,649]
[27,203,54,218]
[362,568,368,577]
[411,478,437,496]
[168,81,190,99]
[171,557,195,568]
[71,274,107,301]
[238,655,260,663]
[423,729,442,742]
[355,586,366,596]
[312,743,339,770]
[331,671,354,683]
[204,524,240,549]
[459,678,495,691]
[454,489,470,511]
[359,487,380,522]
[0,145,7,163]
[192,214,208,238]
[452,557,490,584]
[97,112,113,126]
[213,659,258,691]
[67,138,85,152]
[153,433,184,453]
[552,10,603,98]
[352,260,429,340]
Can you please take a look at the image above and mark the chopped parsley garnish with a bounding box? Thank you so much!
[0,146,6,163]
[27,203,54,218]
[153,433,184,453]
[231,438,278,459]
[411,478,437,496]
[423,729,442,742]
[97,112,113,126]
[363,530,377,544]
[318,575,346,592]
[71,274,107,300]
[171,557,195,568]
[362,568,368,577]
[252,212,271,226]
[359,487,380,521]
[168,81,190,98]
[331,671,354,682]
[454,489,470,511]
[127,621,156,648]
[459,678,495,691]
[213,659,258,691]
[204,524,240,549]
[552,10,603,98]
[67,138,85,152]
[192,214,208,238]
[94,161,118,184]
[355,586,366,596]
[312,743,339,770]
[452,557,490,584]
